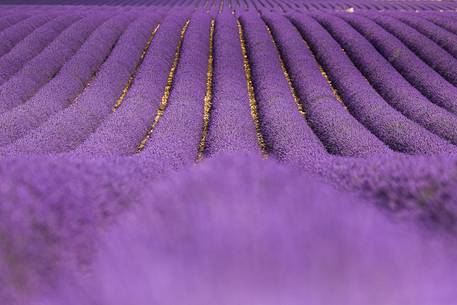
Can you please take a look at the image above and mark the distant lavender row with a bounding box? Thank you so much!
[0,14,108,114]
[75,12,190,157]
[315,14,457,146]
[1,14,162,156]
[363,13,457,88]
[388,13,457,66]
[263,13,389,157]
[0,14,29,33]
[290,14,456,154]
[0,14,54,58]
[342,14,457,116]
[0,15,81,86]
[1,0,456,12]
[240,13,327,162]
[1,11,456,158]
[0,14,135,147]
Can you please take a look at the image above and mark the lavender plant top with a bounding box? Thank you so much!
[1,1,457,304]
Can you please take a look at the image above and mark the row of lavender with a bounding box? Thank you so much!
[0,7,457,239]
[1,10,457,159]
[1,0,457,13]
[1,6,457,304]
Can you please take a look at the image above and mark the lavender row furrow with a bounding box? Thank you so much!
[0,14,135,147]
[363,13,457,88]
[0,14,29,33]
[0,15,54,58]
[75,13,189,156]
[205,13,262,157]
[315,14,457,146]
[264,14,389,157]
[239,13,327,161]
[390,13,457,61]
[341,13,457,116]
[0,14,162,156]
[0,14,81,86]
[0,14,109,115]
[139,13,211,167]
[290,14,456,154]
[421,12,457,35]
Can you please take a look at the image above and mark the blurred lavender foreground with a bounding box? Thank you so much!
[1,0,457,304]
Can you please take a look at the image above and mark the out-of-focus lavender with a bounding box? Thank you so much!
[2,154,457,305]
[1,1,457,304]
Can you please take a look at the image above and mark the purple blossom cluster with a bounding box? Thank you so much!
[1,3,457,305]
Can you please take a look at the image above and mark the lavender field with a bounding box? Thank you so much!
[1,0,457,304]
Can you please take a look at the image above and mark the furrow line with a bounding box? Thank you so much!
[72,13,189,156]
[316,13,457,146]
[238,13,327,161]
[0,14,163,155]
[0,14,54,59]
[265,22,305,118]
[363,13,457,88]
[0,14,109,114]
[136,20,190,153]
[196,18,215,162]
[112,23,160,111]
[291,13,455,154]
[0,15,81,86]
[0,15,129,147]
[340,13,457,116]
[136,14,213,168]
[237,18,268,157]
[389,13,457,61]
[204,13,261,157]
[0,15,30,34]
[267,14,389,156]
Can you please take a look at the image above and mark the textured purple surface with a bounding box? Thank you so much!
[1,1,457,304]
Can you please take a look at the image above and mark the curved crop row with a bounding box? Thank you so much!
[421,12,457,35]
[341,14,457,116]
[263,13,389,157]
[290,14,456,154]
[204,13,262,157]
[239,13,327,162]
[74,12,189,157]
[363,13,457,88]
[315,14,457,146]
[0,14,162,156]
[0,14,109,115]
[0,14,81,86]
[0,14,29,33]
[0,14,54,58]
[137,14,211,167]
[0,14,134,147]
[390,13,457,61]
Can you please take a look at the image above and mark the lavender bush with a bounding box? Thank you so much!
[1,3,457,305]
